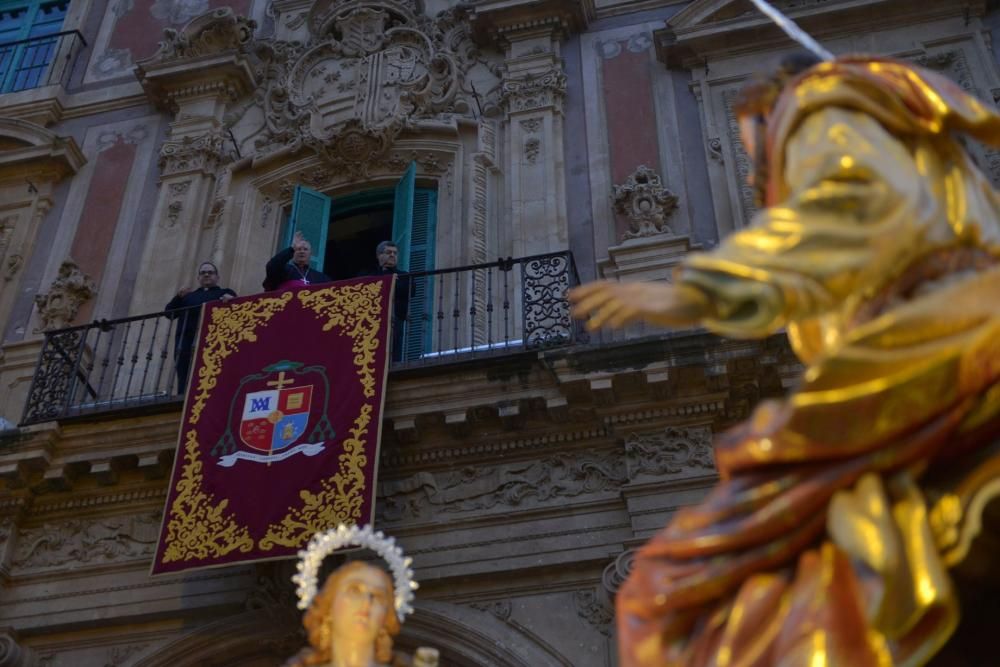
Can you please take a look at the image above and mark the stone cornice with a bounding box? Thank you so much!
[380,424,610,469]
[467,0,595,44]
[30,485,167,515]
[656,0,987,68]
[135,52,257,113]
[0,118,86,183]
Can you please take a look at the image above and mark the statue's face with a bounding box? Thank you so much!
[330,564,391,645]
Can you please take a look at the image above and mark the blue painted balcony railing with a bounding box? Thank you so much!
[19,251,582,425]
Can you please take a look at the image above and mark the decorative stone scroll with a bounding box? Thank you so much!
[146,7,256,63]
[612,165,678,240]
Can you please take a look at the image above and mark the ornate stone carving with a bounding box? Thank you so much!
[721,88,756,225]
[707,137,723,163]
[519,118,542,133]
[12,512,160,571]
[33,260,96,332]
[244,1,490,176]
[259,196,275,228]
[501,67,567,114]
[0,217,20,283]
[245,567,298,611]
[270,150,449,201]
[470,599,512,621]
[524,137,540,164]
[158,130,227,176]
[147,7,256,63]
[162,180,192,228]
[377,452,626,522]
[0,628,35,667]
[624,426,714,480]
[914,49,974,94]
[104,643,150,666]
[573,589,613,637]
[612,165,679,240]
[2,255,23,282]
[601,548,635,594]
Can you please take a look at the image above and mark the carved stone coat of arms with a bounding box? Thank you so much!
[246,0,484,174]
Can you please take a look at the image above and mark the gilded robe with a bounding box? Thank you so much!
[619,58,1000,667]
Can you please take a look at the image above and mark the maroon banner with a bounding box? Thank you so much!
[152,276,394,575]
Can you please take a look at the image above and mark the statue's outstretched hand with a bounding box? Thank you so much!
[570,280,711,331]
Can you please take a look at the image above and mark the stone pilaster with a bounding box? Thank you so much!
[130,8,256,315]
[469,0,593,258]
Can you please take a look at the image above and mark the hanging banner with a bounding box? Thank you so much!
[152,276,394,575]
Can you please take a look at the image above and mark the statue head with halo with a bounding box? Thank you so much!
[283,524,438,667]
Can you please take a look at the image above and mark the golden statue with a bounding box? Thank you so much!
[573,51,1000,667]
[287,525,440,667]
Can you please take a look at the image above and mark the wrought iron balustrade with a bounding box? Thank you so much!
[396,250,581,364]
[20,251,581,425]
[0,30,86,94]
[21,306,200,425]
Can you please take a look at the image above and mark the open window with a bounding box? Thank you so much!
[0,0,69,93]
[282,163,437,361]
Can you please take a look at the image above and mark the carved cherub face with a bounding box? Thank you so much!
[330,563,392,647]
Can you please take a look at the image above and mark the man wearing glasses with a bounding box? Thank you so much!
[165,262,237,392]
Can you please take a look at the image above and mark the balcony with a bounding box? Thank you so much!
[19,252,582,425]
[0,30,86,94]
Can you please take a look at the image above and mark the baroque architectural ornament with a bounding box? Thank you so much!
[247,0,486,175]
[500,68,567,114]
[158,131,228,177]
[12,513,160,571]
[623,426,714,479]
[33,260,96,332]
[147,7,256,63]
[612,165,679,240]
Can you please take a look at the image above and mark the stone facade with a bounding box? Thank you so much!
[0,0,998,664]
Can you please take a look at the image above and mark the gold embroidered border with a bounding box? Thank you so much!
[189,291,294,424]
[256,283,388,549]
[297,281,383,398]
[162,430,255,563]
[258,404,372,550]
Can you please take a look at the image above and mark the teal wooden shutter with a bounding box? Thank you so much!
[391,162,416,272]
[289,186,331,272]
[402,189,437,360]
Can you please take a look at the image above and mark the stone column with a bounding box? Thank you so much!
[130,8,256,315]
[469,1,593,258]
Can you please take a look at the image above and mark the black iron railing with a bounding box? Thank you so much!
[20,252,581,425]
[20,306,201,425]
[0,30,86,94]
[396,251,581,364]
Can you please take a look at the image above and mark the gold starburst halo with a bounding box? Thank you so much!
[292,523,418,621]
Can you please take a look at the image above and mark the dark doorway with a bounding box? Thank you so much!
[323,189,395,280]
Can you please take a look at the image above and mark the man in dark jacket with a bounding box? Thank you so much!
[264,231,331,290]
[369,241,410,362]
[165,261,237,392]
